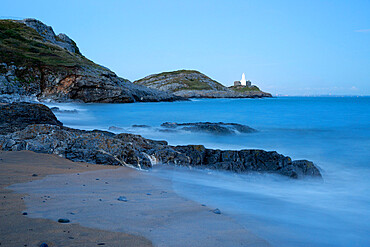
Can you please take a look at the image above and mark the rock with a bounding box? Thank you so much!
[132,124,150,128]
[108,126,124,131]
[0,19,183,103]
[39,243,48,247]
[22,212,28,215]
[134,70,272,98]
[0,103,322,179]
[20,18,80,54]
[0,102,62,134]
[57,218,70,223]
[50,107,78,113]
[212,208,221,214]
[160,122,257,135]
[32,174,38,177]
[117,196,128,202]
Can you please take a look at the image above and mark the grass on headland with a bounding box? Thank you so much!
[0,20,100,69]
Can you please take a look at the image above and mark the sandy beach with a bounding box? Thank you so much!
[1,150,269,247]
[0,150,153,247]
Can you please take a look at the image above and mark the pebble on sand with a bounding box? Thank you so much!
[57,218,70,223]
[212,208,221,214]
[117,196,128,202]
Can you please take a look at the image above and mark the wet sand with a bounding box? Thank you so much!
[1,150,269,247]
[0,150,153,247]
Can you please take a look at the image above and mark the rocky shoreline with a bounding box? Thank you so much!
[0,102,322,179]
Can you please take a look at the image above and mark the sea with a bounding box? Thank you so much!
[19,97,370,246]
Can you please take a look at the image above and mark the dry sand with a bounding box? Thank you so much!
[1,150,269,247]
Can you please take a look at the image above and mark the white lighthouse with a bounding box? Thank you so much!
[240,73,247,86]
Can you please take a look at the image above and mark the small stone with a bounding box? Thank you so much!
[58,218,70,223]
[32,174,38,177]
[117,196,127,202]
[22,212,28,215]
[39,243,48,247]
[212,208,221,214]
[201,204,206,207]
[99,199,102,201]
[96,178,99,180]
[97,243,105,246]
[146,193,151,195]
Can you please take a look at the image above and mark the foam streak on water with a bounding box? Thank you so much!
[41,97,370,246]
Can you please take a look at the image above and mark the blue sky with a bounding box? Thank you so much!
[2,0,369,95]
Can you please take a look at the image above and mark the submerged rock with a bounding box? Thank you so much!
[50,107,78,113]
[161,122,256,135]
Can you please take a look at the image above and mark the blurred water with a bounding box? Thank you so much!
[45,96,370,246]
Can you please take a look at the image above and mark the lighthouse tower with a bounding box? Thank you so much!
[240,73,247,86]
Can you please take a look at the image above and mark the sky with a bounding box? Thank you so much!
[1,0,370,96]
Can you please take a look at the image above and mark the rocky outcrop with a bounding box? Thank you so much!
[134,70,272,98]
[0,102,62,134]
[20,18,81,54]
[0,19,182,103]
[161,122,257,135]
[0,103,321,179]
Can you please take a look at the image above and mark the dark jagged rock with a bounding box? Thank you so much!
[161,122,256,135]
[0,102,62,134]
[134,70,272,98]
[0,19,182,103]
[0,103,322,179]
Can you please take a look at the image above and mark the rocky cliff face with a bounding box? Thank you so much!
[0,103,321,179]
[0,19,181,103]
[134,70,272,98]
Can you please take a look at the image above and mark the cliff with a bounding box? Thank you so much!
[0,19,181,103]
[134,70,272,98]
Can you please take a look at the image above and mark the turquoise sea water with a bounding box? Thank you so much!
[46,97,369,246]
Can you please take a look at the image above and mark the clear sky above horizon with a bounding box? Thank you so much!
[1,0,370,95]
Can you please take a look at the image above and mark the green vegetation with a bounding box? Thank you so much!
[230,85,261,92]
[0,20,97,68]
[135,70,225,91]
